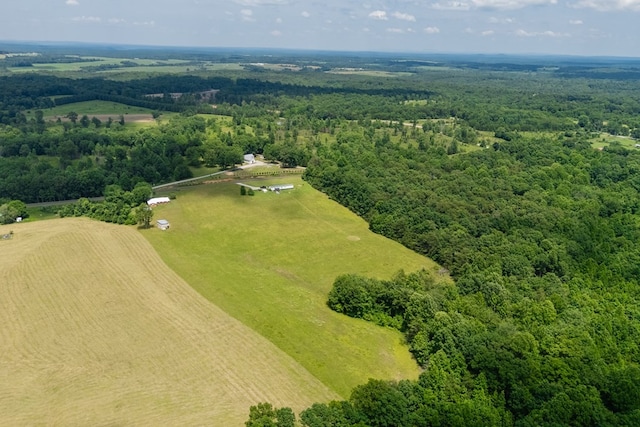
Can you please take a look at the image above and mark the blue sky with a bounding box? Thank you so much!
[1,0,639,57]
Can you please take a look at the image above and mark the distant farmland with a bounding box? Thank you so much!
[25,100,156,123]
[0,218,336,426]
[145,176,447,396]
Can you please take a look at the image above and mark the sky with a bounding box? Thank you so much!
[1,0,639,57]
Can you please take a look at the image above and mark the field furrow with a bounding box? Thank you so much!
[0,218,337,426]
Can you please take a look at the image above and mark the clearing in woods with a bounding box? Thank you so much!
[25,100,156,123]
[145,176,448,397]
[0,218,337,426]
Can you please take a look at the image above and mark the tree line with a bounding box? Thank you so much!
[300,133,640,425]
[2,59,640,424]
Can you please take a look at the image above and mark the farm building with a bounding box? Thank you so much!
[268,184,295,192]
[244,154,256,164]
[147,197,171,207]
[156,219,170,230]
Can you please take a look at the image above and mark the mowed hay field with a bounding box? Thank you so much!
[0,218,337,426]
[145,176,448,397]
[27,100,155,122]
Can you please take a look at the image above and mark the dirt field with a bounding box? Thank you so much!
[0,218,337,426]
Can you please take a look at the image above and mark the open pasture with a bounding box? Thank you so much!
[33,100,153,116]
[0,218,336,426]
[145,176,447,396]
[590,133,640,150]
[8,56,191,73]
[8,56,244,77]
[26,100,156,123]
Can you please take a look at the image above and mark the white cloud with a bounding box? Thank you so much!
[369,10,388,20]
[424,26,441,33]
[434,0,555,9]
[275,17,283,23]
[387,28,405,33]
[108,18,126,24]
[516,29,569,37]
[234,0,291,5]
[472,0,557,9]
[489,16,514,23]
[270,30,282,36]
[432,1,471,10]
[72,16,101,23]
[571,0,640,10]
[65,0,79,5]
[301,11,310,18]
[133,20,155,26]
[482,30,495,35]
[393,12,416,21]
[241,9,255,21]
[569,19,583,24]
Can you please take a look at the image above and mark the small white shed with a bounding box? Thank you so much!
[156,219,170,230]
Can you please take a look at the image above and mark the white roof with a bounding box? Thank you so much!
[157,219,170,225]
[147,197,171,205]
[268,184,295,191]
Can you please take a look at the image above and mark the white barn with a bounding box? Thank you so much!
[147,197,171,206]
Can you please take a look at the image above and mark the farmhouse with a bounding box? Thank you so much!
[147,197,171,207]
[156,219,170,230]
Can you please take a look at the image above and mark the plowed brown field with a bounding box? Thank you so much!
[0,218,337,426]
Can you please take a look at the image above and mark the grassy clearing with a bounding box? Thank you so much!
[189,165,222,177]
[326,70,413,78]
[0,218,336,426]
[27,100,154,118]
[9,57,191,73]
[144,176,447,397]
[24,206,59,222]
[590,133,639,150]
[10,58,244,77]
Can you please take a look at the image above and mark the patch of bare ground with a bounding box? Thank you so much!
[0,218,337,426]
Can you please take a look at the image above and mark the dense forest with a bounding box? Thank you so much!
[2,49,640,425]
[302,134,640,426]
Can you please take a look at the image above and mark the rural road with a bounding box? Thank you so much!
[26,161,274,208]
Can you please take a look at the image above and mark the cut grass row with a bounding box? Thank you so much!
[144,176,449,397]
[0,218,336,425]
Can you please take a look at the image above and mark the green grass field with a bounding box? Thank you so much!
[0,218,336,426]
[9,56,191,73]
[9,57,244,77]
[327,70,413,78]
[590,133,639,150]
[143,176,448,397]
[26,100,155,119]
